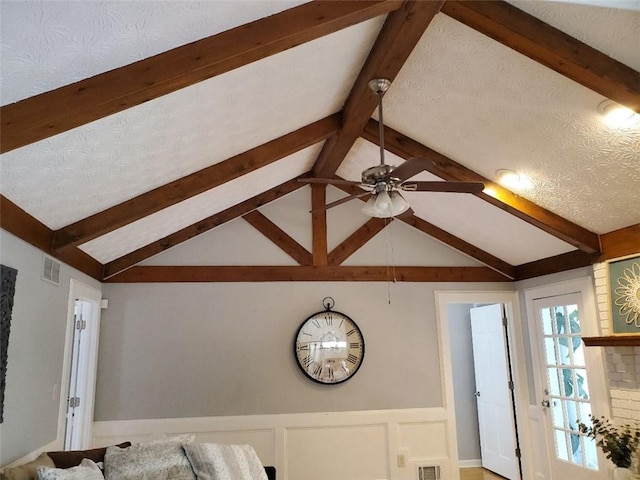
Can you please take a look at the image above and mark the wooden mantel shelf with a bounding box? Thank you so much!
[582,336,640,347]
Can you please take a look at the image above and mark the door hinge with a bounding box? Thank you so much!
[515,448,521,458]
[76,319,87,331]
[68,396,81,408]
[508,381,514,390]
[502,316,508,326]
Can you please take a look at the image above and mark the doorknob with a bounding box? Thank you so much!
[541,399,550,408]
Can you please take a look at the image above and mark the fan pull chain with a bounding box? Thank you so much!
[384,217,397,305]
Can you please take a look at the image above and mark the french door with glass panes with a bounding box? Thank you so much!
[532,292,607,480]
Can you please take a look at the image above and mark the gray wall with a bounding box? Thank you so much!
[94,281,511,421]
[448,303,481,463]
[0,230,101,466]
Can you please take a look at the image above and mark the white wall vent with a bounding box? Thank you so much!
[42,255,61,285]
[417,465,441,480]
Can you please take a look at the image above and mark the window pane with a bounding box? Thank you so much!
[558,337,572,365]
[567,305,580,334]
[561,368,574,397]
[548,367,561,396]
[584,436,599,469]
[545,337,558,365]
[575,369,590,400]
[556,429,569,461]
[552,399,564,428]
[570,432,582,465]
[542,308,554,335]
[554,306,567,334]
[565,400,579,430]
[578,402,592,425]
[573,341,586,366]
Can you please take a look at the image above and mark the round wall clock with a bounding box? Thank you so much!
[294,298,365,384]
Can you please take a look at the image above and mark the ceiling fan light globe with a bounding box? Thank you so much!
[373,190,392,214]
[361,196,379,217]
[362,194,391,218]
[389,191,410,216]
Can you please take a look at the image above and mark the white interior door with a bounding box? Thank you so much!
[531,292,606,480]
[470,304,519,480]
[61,279,102,450]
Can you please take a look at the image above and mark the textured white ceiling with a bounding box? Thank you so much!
[1,0,638,270]
[0,0,310,104]
[0,15,384,229]
[79,144,323,263]
[509,0,640,71]
[381,12,640,234]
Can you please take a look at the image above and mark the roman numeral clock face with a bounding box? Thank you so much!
[294,310,364,384]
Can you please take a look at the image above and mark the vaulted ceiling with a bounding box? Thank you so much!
[1,1,639,283]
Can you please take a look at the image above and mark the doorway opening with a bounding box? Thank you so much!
[436,291,534,480]
[57,279,102,450]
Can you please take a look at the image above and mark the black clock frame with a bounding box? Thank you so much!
[293,308,365,385]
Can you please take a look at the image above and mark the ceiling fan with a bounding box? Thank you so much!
[302,78,485,218]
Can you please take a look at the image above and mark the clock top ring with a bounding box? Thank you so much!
[294,304,364,385]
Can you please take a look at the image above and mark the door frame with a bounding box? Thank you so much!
[524,276,610,479]
[435,290,534,480]
[56,279,102,449]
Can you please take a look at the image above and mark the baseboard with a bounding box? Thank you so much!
[458,459,482,468]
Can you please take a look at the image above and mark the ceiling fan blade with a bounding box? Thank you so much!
[310,192,372,212]
[400,181,485,193]
[390,157,436,182]
[298,178,362,186]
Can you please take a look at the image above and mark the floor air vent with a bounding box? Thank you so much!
[42,255,61,285]
[417,465,440,480]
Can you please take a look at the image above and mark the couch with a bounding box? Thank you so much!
[2,440,276,480]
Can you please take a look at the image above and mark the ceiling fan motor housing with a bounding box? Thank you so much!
[361,164,398,185]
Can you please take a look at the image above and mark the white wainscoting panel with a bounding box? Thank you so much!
[93,408,454,480]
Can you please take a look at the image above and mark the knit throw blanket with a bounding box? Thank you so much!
[182,443,268,480]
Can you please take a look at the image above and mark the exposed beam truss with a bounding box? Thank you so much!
[362,120,601,255]
[102,177,306,279]
[52,115,340,252]
[105,265,510,283]
[441,1,640,114]
[0,196,103,280]
[1,1,401,153]
[312,0,445,178]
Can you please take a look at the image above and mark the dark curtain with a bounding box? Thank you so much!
[1,264,18,423]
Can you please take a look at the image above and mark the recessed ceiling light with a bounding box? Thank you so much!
[597,100,637,128]
[495,169,532,190]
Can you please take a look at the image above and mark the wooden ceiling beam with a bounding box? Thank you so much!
[328,218,390,266]
[102,177,305,279]
[243,210,312,266]
[0,1,401,153]
[363,120,601,254]
[514,250,596,281]
[441,1,640,114]
[597,223,640,262]
[334,182,517,278]
[52,115,340,252]
[104,265,510,283]
[399,215,517,279]
[312,0,445,178]
[0,195,104,280]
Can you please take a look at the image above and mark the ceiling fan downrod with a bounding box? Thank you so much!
[368,78,391,167]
